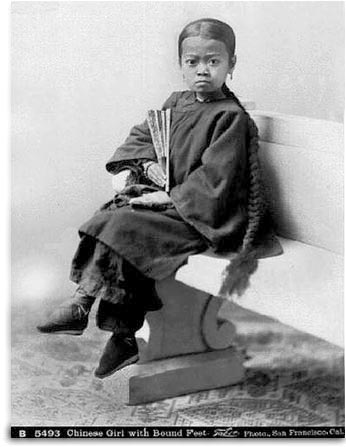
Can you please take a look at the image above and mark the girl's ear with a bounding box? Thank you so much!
[229,55,237,73]
[228,55,237,80]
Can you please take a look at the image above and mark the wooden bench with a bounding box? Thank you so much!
[129,110,344,405]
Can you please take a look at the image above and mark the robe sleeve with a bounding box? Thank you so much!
[105,92,178,175]
[170,109,248,250]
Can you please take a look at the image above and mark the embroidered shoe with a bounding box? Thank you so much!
[36,302,89,335]
[94,334,139,379]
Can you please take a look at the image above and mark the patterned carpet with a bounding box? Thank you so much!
[11,300,344,427]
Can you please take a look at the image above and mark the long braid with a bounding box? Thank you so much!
[241,116,264,252]
[219,83,265,297]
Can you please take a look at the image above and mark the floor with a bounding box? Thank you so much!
[11,300,344,427]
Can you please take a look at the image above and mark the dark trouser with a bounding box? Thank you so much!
[70,235,162,336]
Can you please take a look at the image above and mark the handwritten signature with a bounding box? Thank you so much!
[213,428,240,438]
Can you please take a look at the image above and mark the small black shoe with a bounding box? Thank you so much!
[36,302,89,335]
[94,334,139,379]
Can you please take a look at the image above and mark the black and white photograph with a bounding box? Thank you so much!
[10,0,344,438]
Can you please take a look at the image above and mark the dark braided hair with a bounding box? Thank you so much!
[179,18,265,298]
[219,83,265,297]
[178,18,236,63]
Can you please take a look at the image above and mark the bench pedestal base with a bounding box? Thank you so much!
[128,347,245,405]
[126,277,245,405]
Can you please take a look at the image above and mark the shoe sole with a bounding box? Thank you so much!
[37,328,84,336]
[94,354,139,379]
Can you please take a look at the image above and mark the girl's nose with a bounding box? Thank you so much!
[197,63,209,75]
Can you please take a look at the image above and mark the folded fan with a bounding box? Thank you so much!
[147,109,171,192]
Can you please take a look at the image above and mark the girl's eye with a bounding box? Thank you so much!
[209,59,220,66]
[185,59,197,66]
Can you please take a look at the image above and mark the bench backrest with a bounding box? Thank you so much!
[251,111,343,254]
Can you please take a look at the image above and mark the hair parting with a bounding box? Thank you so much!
[178,18,236,64]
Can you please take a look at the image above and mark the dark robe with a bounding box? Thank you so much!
[78,90,282,283]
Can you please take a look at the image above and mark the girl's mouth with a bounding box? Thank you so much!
[195,80,211,86]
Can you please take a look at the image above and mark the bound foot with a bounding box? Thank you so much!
[36,301,90,335]
[94,334,139,379]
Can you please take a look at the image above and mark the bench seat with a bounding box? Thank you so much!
[130,110,343,404]
[175,237,344,348]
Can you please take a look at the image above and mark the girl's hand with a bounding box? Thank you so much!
[143,162,166,188]
[129,191,172,206]
[111,170,131,193]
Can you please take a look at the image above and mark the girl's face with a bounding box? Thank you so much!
[180,36,235,99]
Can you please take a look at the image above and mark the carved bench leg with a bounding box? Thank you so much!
[128,277,245,405]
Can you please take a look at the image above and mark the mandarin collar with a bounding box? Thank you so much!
[195,89,227,103]
[180,90,227,107]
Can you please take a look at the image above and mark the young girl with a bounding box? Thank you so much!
[37,18,281,379]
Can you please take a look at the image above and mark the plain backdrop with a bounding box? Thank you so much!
[11,1,344,304]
